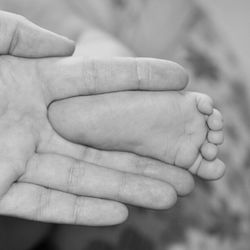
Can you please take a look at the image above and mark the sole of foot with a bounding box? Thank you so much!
[49,91,226,181]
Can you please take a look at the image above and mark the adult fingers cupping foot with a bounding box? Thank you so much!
[37,126,195,197]
[0,46,189,224]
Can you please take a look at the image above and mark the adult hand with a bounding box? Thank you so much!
[0,11,75,57]
[0,11,194,226]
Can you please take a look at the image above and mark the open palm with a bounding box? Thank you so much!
[0,11,194,226]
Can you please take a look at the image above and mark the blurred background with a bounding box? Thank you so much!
[0,0,250,249]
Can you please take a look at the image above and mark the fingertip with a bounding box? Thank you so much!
[158,183,178,209]
[175,62,189,90]
[178,171,195,196]
[136,178,177,210]
[17,16,76,58]
[163,166,195,196]
[46,32,76,57]
[60,38,76,56]
[35,28,76,57]
[0,11,76,58]
[138,58,189,90]
[163,60,189,90]
[116,204,129,223]
[107,202,129,225]
[84,199,129,226]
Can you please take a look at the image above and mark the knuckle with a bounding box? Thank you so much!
[84,58,98,94]
[72,196,80,224]
[135,58,143,89]
[72,196,86,225]
[35,187,51,221]
[117,172,128,200]
[67,160,86,193]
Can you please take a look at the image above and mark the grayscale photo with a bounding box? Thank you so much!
[0,0,249,249]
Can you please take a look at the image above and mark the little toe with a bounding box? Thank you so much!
[195,93,214,115]
[195,158,226,180]
[208,130,224,145]
[207,109,223,131]
[201,141,218,161]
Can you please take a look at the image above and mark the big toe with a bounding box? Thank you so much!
[189,157,226,180]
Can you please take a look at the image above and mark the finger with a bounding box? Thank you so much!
[0,182,128,226]
[20,153,177,209]
[38,131,194,196]
[0,129,32,197]
[0,11,75,57]
[0,159,19,198]
[38,57,189,103]
[87,151,195,196]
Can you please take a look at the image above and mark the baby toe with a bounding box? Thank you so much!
[195,93,214,115]
[196,159,226,180]
[201,141,218,161]
[207,109,223,131]
[208,130,224,145]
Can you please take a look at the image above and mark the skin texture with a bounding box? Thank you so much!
[0,9,195,250]
[49,91,225,180]
[0,37,197,224]
[0,11,75,57]
[0,10,198,227]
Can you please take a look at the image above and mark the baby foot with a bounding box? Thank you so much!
[49,91,225,180]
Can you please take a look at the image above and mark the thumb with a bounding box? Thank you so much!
[0,11,75,58]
